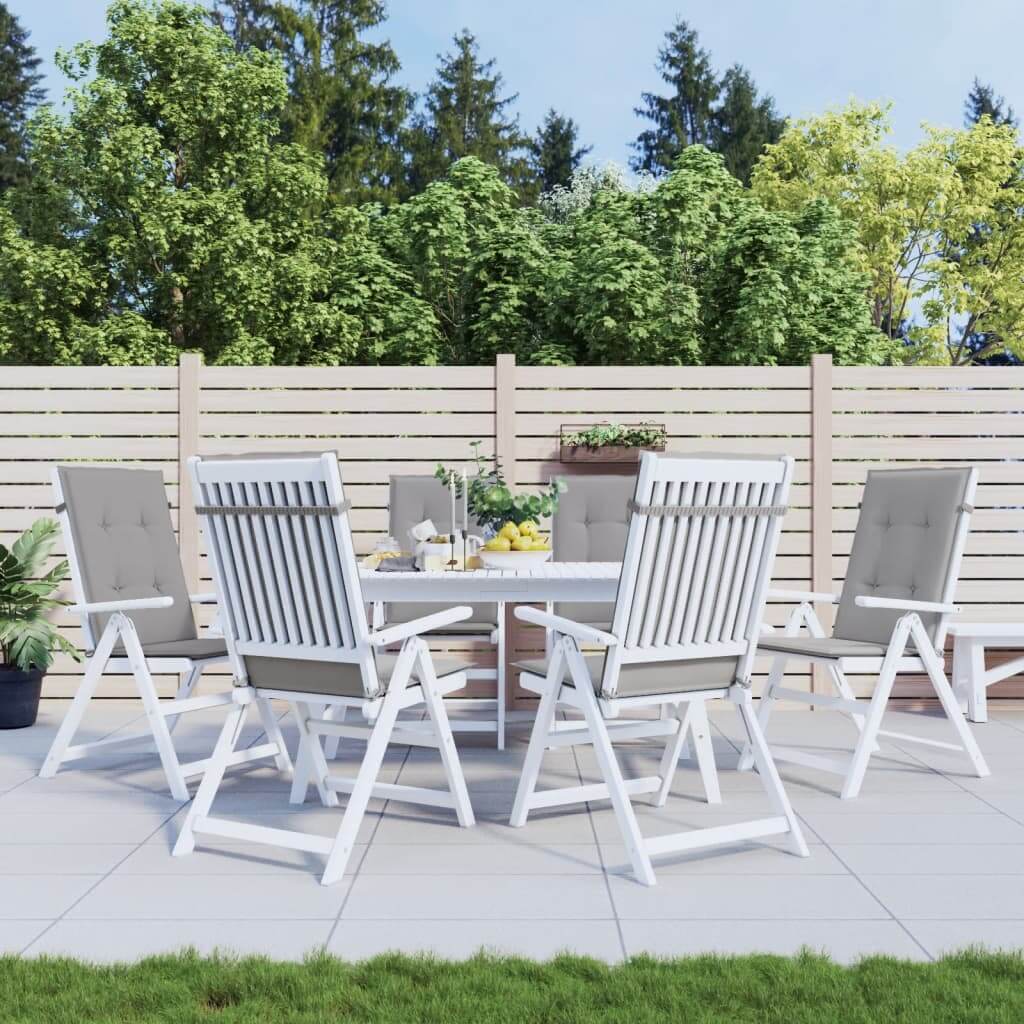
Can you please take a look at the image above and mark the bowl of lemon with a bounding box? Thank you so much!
[478,520,552,569]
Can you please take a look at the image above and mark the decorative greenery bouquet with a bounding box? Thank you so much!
[0,519,80,673]
[562,422,667,449]
[435,442,566,535]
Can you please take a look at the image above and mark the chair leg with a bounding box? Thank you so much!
[737,653,787,772]
[322,703,345,759]
[290,700,338,808]
[509,643,564,828]
[320,647,413,886]
[689,699,721,804]
[735,688,809,857]
[168,665,202,735]
[173,699,249,856]
[418,643,475,828]
[496,603,506,751]
[653,702,693,806]
[911,619,990,779]
[39,616,120,779]
[569,645,656,886]
[255,696,291,774]
[841,620,910,800]
[120,619,190,802]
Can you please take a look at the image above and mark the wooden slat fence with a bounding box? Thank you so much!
[1,355,1022,702]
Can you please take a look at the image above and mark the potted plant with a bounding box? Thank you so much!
[435,441,566,537]
[0,519,80,729]
[560,422,667,463]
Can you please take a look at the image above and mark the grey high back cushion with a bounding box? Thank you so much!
[553,473,636,624]
[387,475,491,625]
[58,466,196,646]
[833,468,972,647]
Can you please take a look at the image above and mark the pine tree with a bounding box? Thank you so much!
[712,64,785,184]
[0,2,45,192]
[631,19,718,175]
[214,0,411,203]
[964,77,1017,128]
[404,29,528,196]
[529,109,591,194]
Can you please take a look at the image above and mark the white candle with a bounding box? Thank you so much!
[462,467,468,533]
[449,473,456,539]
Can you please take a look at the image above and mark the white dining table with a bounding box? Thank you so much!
[359,561,622,605]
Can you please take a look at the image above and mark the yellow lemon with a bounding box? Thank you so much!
[532,536,550,550]
[498,522,520,541]
[518,520,539,538]
[511,536,534,552]
[484,536,511,552]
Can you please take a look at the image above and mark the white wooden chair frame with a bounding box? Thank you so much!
[173,453,475,885]
[40,467,234,801]
[738,470,990,799]
[511,453,809,886]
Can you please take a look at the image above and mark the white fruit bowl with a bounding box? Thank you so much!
[478,549,553,569]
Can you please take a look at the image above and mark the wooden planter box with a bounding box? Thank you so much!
[559,423,667,464]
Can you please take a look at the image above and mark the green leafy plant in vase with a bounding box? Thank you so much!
[0,519,81,729]
[435,441,566,539]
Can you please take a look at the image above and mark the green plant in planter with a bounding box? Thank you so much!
[0,519,80,672]
[562,422,667,449]
[435,441,566,535]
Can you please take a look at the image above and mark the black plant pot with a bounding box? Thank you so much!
[0,667,44,729]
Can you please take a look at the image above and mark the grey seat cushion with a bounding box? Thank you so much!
[833,468,971,647]
[552,474,635,624]
[110,638,229,661]
[422,620,497,636]
[58,466,196,646]
[245,652,467,698]
[758,636,887,660]
[386,475,493,629]
[515,654,739,699]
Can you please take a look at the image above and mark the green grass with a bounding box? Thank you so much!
[3,949,1024,1023]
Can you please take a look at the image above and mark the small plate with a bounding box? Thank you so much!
[478,549,553,569]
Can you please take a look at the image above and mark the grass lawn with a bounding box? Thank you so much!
[3,949,1024,1023]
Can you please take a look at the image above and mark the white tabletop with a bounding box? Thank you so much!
[948,622,1024,639]
[359,561,622,603]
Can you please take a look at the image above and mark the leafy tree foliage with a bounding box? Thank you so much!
[753,101,1024,364]
[404,29,529,196]
[964,77,1017,128]
[632,18,784,184]
[528,109,591,194]
[214,0,410,203]
[0,2,44,192]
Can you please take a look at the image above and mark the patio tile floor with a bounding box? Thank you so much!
[2,698,1024,964]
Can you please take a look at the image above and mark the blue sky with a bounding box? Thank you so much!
[10,0,1024,165]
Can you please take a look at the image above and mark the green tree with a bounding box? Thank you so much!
[752,101,1024,364]
[712,64,785,184]
[404,29,529,196]
[0,0,434,366]
[214,0,411,203]
[0,2,45,192]
[529,109,591,194]
[631,19,718,175]
[964,77,1017,128]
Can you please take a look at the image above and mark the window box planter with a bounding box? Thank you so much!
[559,423,667,464]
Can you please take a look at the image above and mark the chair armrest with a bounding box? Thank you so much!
[768,589,840,604]
[71,596,174,614]
[368,605,473,647]
[855,596,960,615]
[189,592,218,605]
[514,606,618,647]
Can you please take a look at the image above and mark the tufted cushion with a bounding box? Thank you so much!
[58,466,196,646]
[386,476,492,627]
[552,474,636,623]
[833,468,972,647]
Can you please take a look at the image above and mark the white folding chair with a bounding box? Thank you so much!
[40,466,233,800]
[510,452,808,886]
[738,467,989,799]
[173,453,475,885]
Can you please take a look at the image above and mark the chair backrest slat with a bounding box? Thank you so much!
[191,454,378,696]
[602,453,793,699]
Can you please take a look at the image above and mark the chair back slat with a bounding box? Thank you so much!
[603,453,793,698]
[191,454,378,696]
